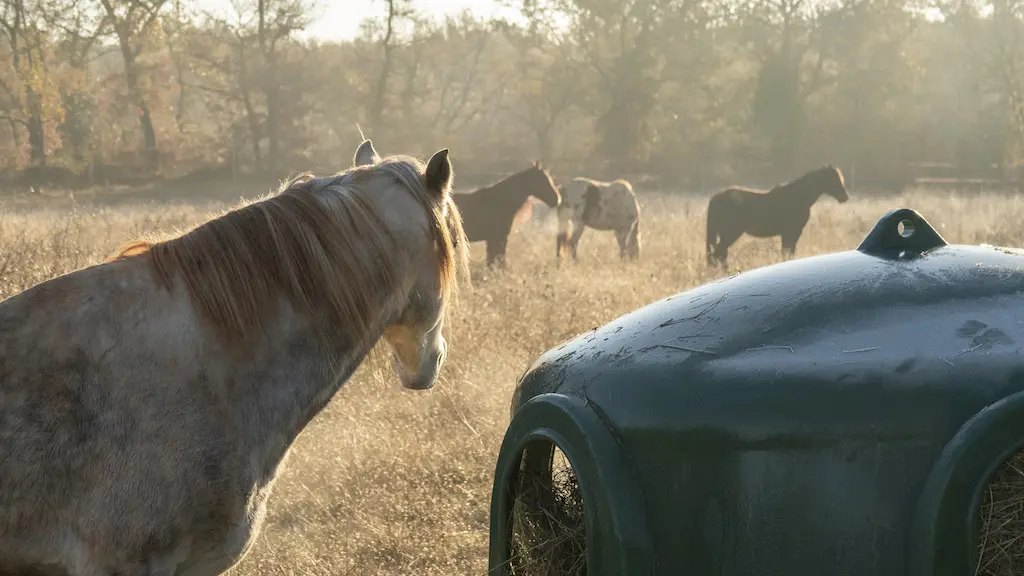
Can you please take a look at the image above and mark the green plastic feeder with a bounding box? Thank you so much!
[488,208,1024,575]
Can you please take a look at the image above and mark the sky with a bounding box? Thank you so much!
[196,0,523,42]
[319,1,521,40]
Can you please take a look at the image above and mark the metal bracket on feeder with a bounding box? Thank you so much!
[857,207,948,260]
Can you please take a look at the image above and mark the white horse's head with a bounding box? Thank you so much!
[353,140,468,390]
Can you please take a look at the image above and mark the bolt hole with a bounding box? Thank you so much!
[898,219,915,238]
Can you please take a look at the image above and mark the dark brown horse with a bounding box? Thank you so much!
[706,165,849,267]
[452,162,561,266]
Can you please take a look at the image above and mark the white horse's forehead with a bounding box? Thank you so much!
[368,175,433,233]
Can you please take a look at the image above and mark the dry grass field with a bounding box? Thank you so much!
[4,186,1024,574]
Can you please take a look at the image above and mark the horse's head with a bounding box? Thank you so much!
[824,165,849,203]
[525,161,561,208]
[353,140,468,390]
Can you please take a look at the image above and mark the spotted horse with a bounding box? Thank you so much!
[556,177,641,263]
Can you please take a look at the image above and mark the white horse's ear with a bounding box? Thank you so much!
[354,139,380,167]
[425,148,452,197]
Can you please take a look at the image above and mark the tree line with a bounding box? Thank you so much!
[0,0,1019,193]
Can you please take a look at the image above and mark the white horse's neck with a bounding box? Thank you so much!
[228,279,407,490]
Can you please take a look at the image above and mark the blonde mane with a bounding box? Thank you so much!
[833,166,846,187]
[110,156,468,347]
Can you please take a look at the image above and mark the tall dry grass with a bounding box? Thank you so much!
[3,188,1024,575]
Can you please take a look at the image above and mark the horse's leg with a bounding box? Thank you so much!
[713,227,743,269]
[627,219,641,260]
[714,245,728,269]
[487,235,509,268]
[708,242,729,267]
[780,236,796,260]
[555,208,572,264]
[615,228,628,259]
[706,243,719,267]
[614,225,639,261]
[706,199,720,266]
[780,223,806,260]
[568,223,586,262]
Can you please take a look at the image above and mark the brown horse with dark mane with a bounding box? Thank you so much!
[452,161,561,266]
[705,165,849,267]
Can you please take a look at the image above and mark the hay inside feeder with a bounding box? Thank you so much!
[510,445,587,576]
[977,450,1024,575]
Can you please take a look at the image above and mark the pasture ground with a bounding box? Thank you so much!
[2,187,1024,574]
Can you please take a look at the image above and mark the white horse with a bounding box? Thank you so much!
[0,139,468,575]
[556,176,642,262]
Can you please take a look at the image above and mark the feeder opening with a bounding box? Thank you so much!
[510,439,586,575]
[976,449,1024,575]
[899,219,915,238]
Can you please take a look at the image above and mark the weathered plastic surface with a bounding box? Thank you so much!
[488,208,1024,576]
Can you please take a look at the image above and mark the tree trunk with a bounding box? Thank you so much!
[236,38,263,172]
[58,87,88,164]
[371,0,398,130]
[258,0,279,174]
[265,83,279,173]
[7,7,45,167]
[26,86,44,166]
[115,27,158,170]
